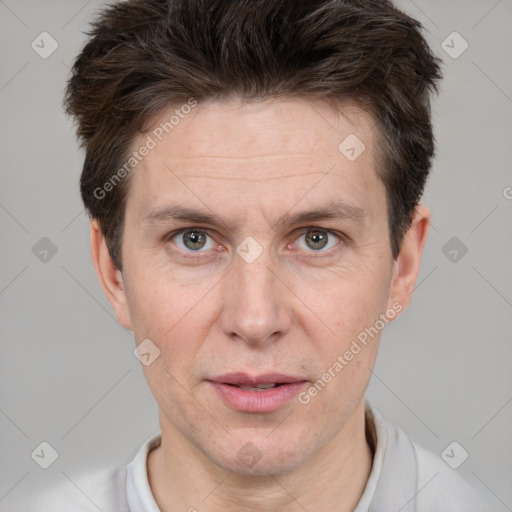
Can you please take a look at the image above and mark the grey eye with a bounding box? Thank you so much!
[173,229,214,252]
[305,230,328,250]
[297,229,339,251]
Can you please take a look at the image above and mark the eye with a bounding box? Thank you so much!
[295,228,341,252]
[171,228,216,252]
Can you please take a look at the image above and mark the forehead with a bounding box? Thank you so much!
[126,97,384,223]
[146,97,375,161]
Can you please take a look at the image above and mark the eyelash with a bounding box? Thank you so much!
[166,227,346,260]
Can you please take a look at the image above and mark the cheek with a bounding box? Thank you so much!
[293,261,392,395]
[124,258,207,336]
[301,262,391,337]
[130,274,215,415]
[124,262,223,386]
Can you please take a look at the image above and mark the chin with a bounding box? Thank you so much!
[209,435,315,477]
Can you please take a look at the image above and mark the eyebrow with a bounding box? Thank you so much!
[141,199,366,231]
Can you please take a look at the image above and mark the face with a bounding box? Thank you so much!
[93,97,426,476]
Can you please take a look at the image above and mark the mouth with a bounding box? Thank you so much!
[207,372,309,413]
[227,383,284,391]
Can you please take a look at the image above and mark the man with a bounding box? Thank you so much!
[26,0,502,510]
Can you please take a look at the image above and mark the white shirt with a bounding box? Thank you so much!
[21,401,504,511]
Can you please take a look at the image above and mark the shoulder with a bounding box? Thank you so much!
[366,402,506,512]
[413,443,504,512]
[19,465,128,512]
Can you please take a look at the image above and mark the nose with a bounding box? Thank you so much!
[218,248,292,346]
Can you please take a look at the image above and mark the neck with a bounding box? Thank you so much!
[148,401,373,512]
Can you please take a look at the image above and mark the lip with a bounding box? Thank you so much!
[207,372,308,413]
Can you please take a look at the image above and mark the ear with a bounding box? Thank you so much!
[387,204,430,314]
[90,219,133,330]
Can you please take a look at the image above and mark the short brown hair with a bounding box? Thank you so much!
[64,0,442,270]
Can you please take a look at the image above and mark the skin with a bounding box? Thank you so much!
[91,97,429,512]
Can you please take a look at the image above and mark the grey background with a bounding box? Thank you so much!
[1,0,511,509]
